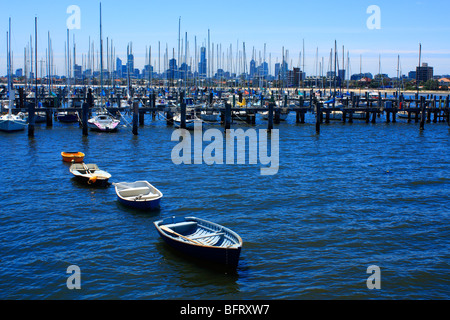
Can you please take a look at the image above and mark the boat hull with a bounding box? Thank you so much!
[61,152,85,163]
[173,119,197,130]
[88,123,119,132]
[72,175,110,187]
[87,116,120,132]
[57,112,79,123]
[118,196,161,210]
[154,217,242,268]
[0,119,26,132]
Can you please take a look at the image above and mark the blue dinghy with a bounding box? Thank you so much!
[154,216,243,268]
[114,181,163,210]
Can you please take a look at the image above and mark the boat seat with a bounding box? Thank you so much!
[164,221,198,234]
[119,187,151,198]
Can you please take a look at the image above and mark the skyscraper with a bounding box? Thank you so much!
[116,57,122,78]
[127,53,134,77]
[198,47,207,79]
[250,59,256,79]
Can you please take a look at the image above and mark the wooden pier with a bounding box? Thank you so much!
[2,87,450,136]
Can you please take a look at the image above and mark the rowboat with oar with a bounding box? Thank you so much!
[61,152,85,163]
[69,163,111,186]
[154,216,243,268]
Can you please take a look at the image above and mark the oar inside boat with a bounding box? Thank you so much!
[160,225,202,245]
[80,162,108,184]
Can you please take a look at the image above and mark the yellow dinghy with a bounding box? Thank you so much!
[61,152,85,163]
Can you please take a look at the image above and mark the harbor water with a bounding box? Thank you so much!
[0,112,448,300]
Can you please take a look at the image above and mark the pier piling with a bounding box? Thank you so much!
[420,96,426,131]
[132,101,139,135]
[28,102,35,137]
[166,110,173,126]
[225,103,231,130]
[180,102,186,129]
[316,102,321,134]
[268,103,274,132]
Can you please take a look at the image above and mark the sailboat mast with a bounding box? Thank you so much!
[333,40,337,97]
[100,2,104,106]
[7,18,12,109]
[302,39,305,89]
[34,17,38,113]
[417,43,421,95]
[397,55,400,96]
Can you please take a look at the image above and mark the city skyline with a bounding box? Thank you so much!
[1,0,450,79]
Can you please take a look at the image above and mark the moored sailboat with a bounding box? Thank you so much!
[0,19,27,133]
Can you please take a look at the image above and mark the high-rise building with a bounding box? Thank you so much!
[275,63,280,79]
[250,59,256,79]
[74,64,82,79]
[169,58,177,79]
[416,63,433,82]
[116,57,122,78]
[127,53,134,78]
[198,47,207,79]
[260,62,269,78]
[408,71,417,80]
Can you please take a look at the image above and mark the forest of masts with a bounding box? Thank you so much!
[6,16,408,96]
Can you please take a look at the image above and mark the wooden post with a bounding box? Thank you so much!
[180,101,186,129]
[81,101,88,136]
[373,97,378,123]
[420,96,425,131]
[433,97,438,123]
[300,97,305,123]
[46,108,53,127]
[19,88,24,109]
[343,110,347,123]
[166,110,173,126]
[315,102,321,134]
[86,89,93,133]
[274,107,281,124]
[268,102,274,132]
[225,102,231,130]
[132,101,139,135]
[139,110,145,126]
[27,97,35,137]
[446,95,450,126]
[393,97,399,123]
[300,111,305,123]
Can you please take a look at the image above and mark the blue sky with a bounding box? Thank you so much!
[1,0,449,77]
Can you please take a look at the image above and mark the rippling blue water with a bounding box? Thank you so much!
[0,112,449,300]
